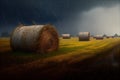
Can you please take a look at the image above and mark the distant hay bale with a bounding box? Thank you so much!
[106,36,110,39]
[62,34,71,39]
[78,32,90,41]
[10,24,59,53]
[95,35,104,40]
[110,36,114,38]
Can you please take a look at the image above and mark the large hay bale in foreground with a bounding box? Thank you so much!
[78,32,90,41]
[10,24,59,53]
[62,34,71,39]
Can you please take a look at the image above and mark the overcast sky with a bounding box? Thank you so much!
[0,0,120,35]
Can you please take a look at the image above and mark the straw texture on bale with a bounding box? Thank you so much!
[78,32,90,41]
[10,24,59,53]
[62,34,71,39]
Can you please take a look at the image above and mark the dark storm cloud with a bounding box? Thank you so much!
[0,0,120,35]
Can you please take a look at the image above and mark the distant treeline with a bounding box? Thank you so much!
[0,32,10,37]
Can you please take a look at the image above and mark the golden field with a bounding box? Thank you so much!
[0,37,120,79]
[0,37,120,66]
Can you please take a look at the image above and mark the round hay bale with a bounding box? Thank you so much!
[95,35,104,40]
[78,32,90,41]
[10,24,59,53]
[62,34,71,39]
